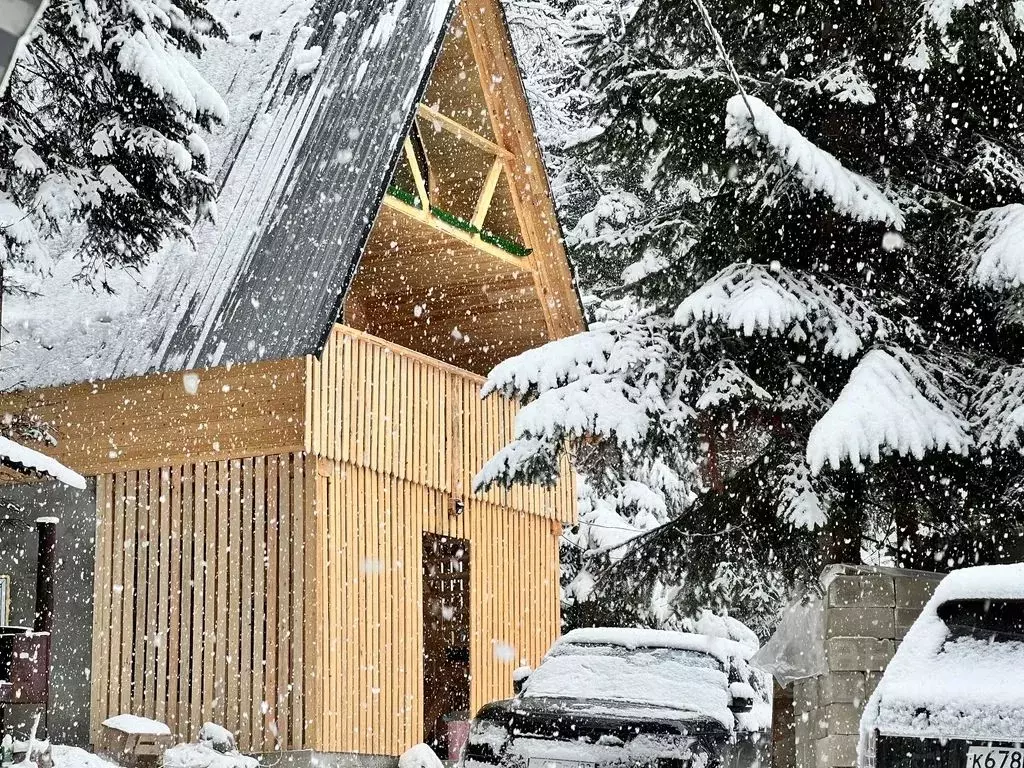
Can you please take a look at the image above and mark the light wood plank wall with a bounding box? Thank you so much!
[0,358,306,476]
[305,324,576,523]
[306,325,572,755]
[87,323,575,756]
[90,454,319,753]
[314,459,561,756]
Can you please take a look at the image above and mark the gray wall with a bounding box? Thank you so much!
[0,478,96,746]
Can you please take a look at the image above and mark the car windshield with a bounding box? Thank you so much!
[523,642,729,714]
[937,599,1024,642]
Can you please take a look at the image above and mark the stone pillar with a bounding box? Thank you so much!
[788,566,944,768]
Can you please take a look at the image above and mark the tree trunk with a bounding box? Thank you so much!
[823,472,865,564]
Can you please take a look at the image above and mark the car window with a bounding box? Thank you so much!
[548,642,724,667]
[523,643,729,714]
[937,599,1024,642]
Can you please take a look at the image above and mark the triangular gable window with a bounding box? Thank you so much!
[384,9,531,259]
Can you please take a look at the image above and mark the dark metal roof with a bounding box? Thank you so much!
[159,0,456,371]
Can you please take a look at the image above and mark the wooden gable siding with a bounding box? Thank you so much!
[462,0,584,341]
[0,359,306,476]
[306,324,577,524]
[90,454,319,753]
[313,459,561,756]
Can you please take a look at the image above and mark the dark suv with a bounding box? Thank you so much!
[861,565,1024,768]
[461,628,771,768]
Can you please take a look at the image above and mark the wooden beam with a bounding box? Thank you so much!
[0,357,307,478]
[461,0,586,340]
[417,103,514,160]
[402,138,430,212]
[380,193,534,271]
[471,156,504,230]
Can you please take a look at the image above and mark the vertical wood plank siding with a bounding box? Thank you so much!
[90,454,320,753]
[306,325,572,755]
[89,323,574,757]
[306,325,576,523]
[314,461,560,755]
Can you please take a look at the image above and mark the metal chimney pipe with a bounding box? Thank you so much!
[32,517,57,634]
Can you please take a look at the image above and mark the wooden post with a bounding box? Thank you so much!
[471,157,504,231]
[403,138,430,212]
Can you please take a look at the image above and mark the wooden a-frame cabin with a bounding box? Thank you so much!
[0,0,582,760]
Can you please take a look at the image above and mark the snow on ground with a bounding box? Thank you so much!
[164,742,258,768]
[399,744,444,768]
[52,746,120,768]
[861,564,1024,748]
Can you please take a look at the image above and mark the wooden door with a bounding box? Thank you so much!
[422,533,471,756]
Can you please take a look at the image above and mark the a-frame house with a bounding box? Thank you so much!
[0,0,582,760]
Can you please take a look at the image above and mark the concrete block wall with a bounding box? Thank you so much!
[792,567,945,768]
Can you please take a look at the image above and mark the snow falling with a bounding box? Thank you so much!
[0,1,1023,767]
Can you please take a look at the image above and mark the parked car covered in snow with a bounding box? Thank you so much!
[461,627,772,768]
[860,564,1024,768]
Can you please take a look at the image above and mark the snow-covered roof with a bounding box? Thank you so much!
[2,0,454,391]
[861,564,1024,747]
[557,627,755,664]
[0,435,85,488]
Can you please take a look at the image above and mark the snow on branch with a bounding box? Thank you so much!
[696,360,772,411]
[675,263,892,358]
[813,62,876,105]
[905,0,1023,70]
[482,329,618,399]
[115,27,228,123]
[725,95,905,229]
[967,140,1024,195]
[477,320,688,492]
[474,437,564,490]
[475,375,654,492]
[966,204,1024,291]
[806,347,972,473]
[776,458,828,530]
[975,365,1024,454]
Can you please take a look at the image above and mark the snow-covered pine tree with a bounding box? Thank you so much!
[0,0,227,284]
[490,0,1024,634]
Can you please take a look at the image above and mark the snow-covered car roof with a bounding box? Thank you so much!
[556,627,757,664]
[861,564,1024,748]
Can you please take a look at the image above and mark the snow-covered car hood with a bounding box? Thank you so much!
[862,564,1024,747]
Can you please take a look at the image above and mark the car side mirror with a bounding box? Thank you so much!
[512,665,532,694]
[728,682,754,714]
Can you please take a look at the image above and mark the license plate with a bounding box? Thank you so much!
[528,760,594,768]
[966,747,1024,768]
